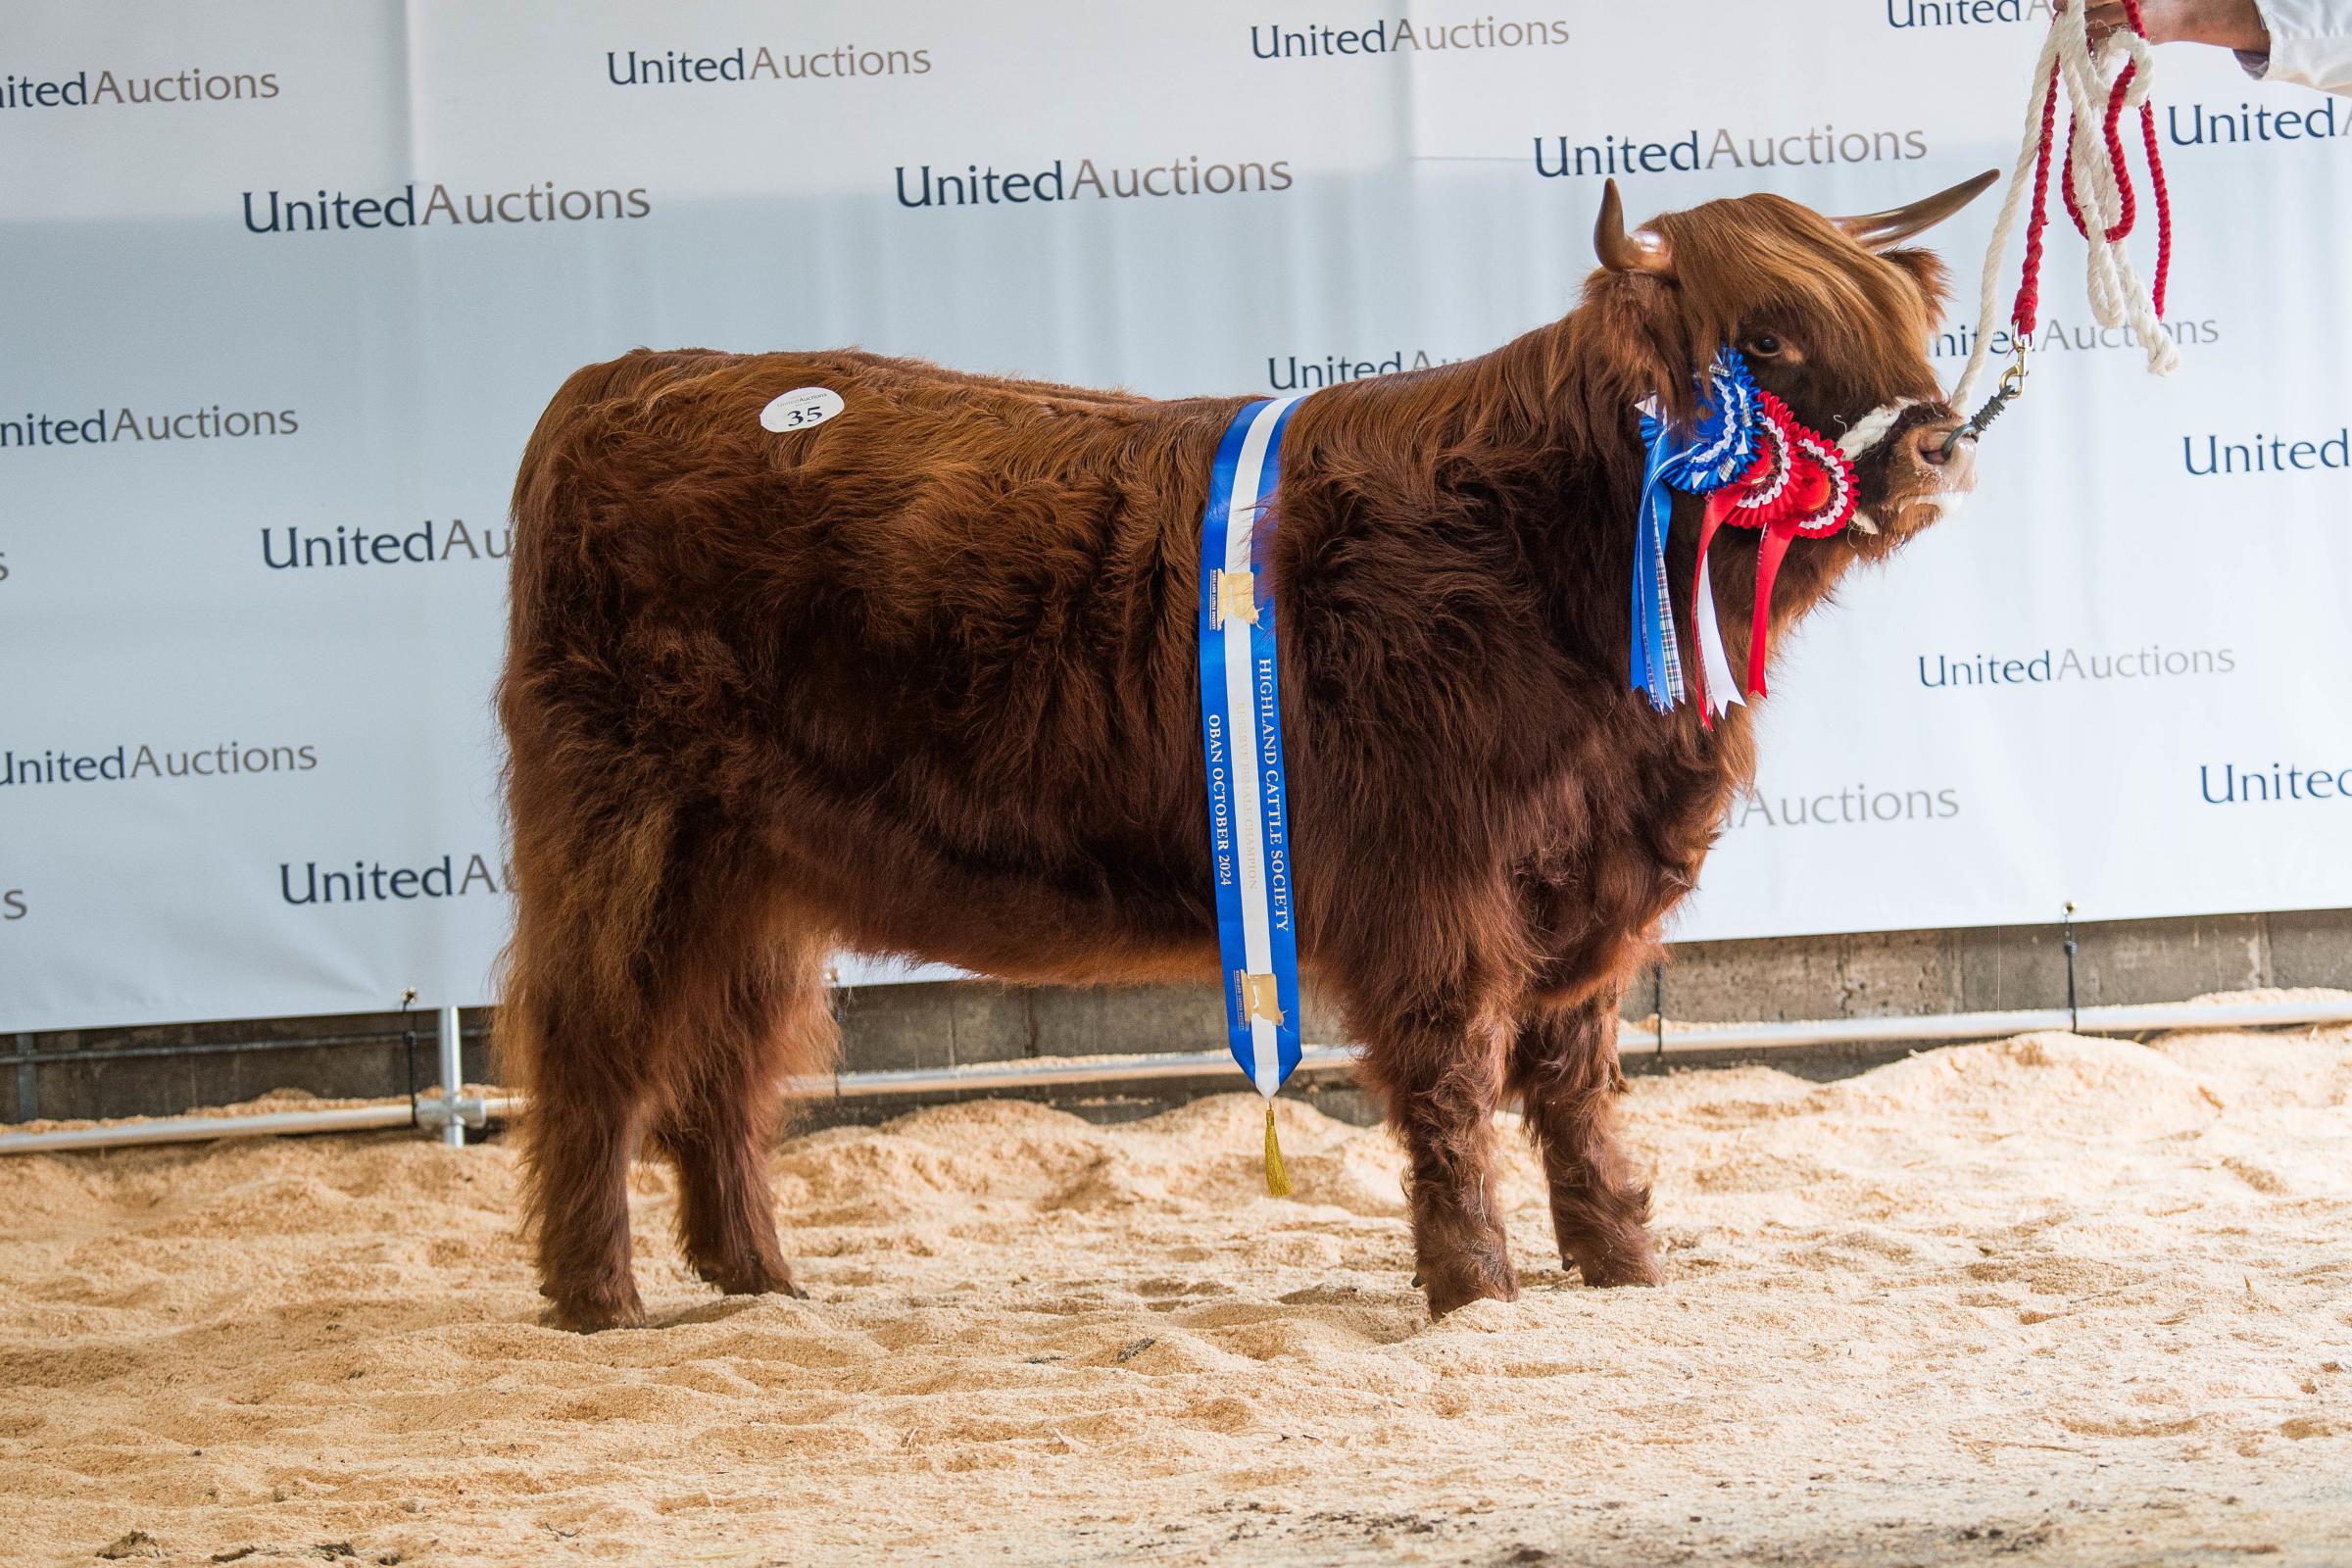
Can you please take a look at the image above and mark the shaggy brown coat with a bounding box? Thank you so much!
[499,182,1982,1330]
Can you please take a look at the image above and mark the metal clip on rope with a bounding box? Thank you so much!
[1942,353,2028,460]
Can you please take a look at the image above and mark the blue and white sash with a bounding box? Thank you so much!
[1197,397,1306,1112]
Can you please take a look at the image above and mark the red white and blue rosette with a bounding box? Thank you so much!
[1631,348,1859,721]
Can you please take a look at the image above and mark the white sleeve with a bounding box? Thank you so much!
[2242,0,2352,94]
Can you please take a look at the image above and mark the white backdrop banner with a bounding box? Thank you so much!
[5,0,2349,1032]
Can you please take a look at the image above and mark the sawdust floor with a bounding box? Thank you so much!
[3,1013,2350,1567]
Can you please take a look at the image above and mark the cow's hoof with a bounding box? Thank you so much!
[691,1251,802,1300]
[703,1270,811,1303]
[1569,1244,1663,1289]
[542,1285,650,1334]
[1421,1255,1521,1319]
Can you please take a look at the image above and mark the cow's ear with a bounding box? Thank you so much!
[1881,247,1951,314]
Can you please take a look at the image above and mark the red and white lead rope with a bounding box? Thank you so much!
[1952,0,2179,410]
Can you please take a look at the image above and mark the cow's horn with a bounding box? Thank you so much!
[1595,178,1673,275]
[1834,169,2002,249]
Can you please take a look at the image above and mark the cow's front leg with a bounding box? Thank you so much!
[1510,993,1661,1288]
[1357,1003,1520,1317]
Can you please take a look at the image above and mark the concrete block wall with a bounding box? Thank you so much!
[829,909,2350,1071]
[6,1012,497,1127]
[7,908,2348,1127]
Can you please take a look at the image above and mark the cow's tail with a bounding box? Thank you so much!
[493,353,687,1113]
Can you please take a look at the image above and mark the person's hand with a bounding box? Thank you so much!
[2065,0,2271,51]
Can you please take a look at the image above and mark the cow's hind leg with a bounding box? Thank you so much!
[501,792,812,1329]
[653,923,835,1301]
[500,879,662,1333]
[1510,993,1661,1287]
[1353,991,1521,1318]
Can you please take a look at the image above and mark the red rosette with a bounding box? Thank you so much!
[1695,391,1861,707]
[1784,420,1859,538]
[1727,417,1792,520]
[1724,393,1856,538]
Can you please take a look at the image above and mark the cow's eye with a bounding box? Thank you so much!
[1745,334,1785,359]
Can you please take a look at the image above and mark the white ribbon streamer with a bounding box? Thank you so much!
[1693,555,1745,720]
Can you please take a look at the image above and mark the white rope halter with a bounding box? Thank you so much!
[1952,7,2180,409]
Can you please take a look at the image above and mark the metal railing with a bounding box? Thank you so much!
[4,993,2347,1156]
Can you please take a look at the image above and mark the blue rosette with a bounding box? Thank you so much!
[1629,348,1763,710]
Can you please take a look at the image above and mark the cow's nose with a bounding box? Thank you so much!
[1916,421,1967,466]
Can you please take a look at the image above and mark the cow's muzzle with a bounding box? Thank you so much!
[1844,402,1975,546]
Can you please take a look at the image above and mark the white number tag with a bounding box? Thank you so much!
[760,386,845,433]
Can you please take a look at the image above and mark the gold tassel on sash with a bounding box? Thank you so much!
[1263,1102,1293,1199]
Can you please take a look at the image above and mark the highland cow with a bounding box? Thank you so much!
[499,172,1993,1330]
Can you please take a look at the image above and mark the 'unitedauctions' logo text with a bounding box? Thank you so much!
[1936,316,2220,362]
[1268,348,1463,392]
[897,156,1292,208]
[2183,428,2352,476]
[2166,98,2349,146]
[243,182,650,234]
[1535,123,1928,178]
[1249,17,1570,58]
[262,518,510,569]
[2201,761,2352,805]
[280,854,510,905]
[1886,0,2050,25]
[606,43,931,84]
[1918,644,2237,687]
[3,404,296,450]
[1,67,277,109]
[3,742,317,787]
[1730,783,1960,829]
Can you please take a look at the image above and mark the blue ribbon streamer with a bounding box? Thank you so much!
[1198,398,1305,1098]
[1630,417,1684,710]
[1629,349,1762,711]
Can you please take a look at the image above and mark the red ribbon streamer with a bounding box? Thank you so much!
[1747,526,1798,700]
[1686,394,1858,721]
